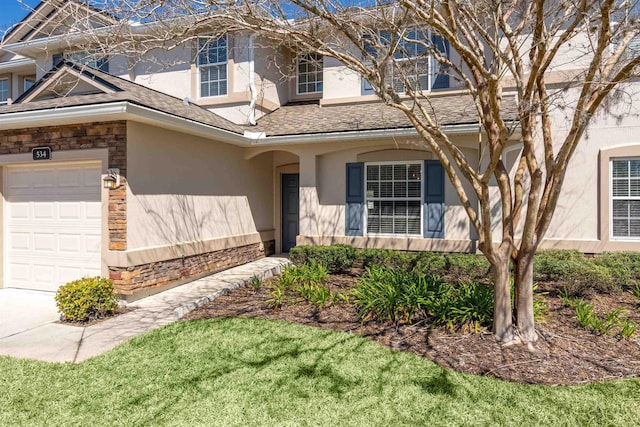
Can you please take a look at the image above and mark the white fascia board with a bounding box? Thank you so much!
[0,101,250,146]
[0,58,37,72]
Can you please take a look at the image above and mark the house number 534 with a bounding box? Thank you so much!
[32,147,51,161]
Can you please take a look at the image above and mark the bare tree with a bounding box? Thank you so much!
[5,0,640,344]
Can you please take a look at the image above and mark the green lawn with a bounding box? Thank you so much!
[1,318,638,426]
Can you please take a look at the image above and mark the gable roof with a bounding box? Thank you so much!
[252,96,519,137]
[0,61,244,134]
[2,0,117,45]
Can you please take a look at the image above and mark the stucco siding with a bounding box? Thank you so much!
[125,122,274,250]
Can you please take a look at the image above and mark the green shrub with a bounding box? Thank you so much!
[412,251,448,276]
[445,254,491,280]
[593,252,640,288]
[55,277,118,322]
[534,250,620,296]
[446,281,494,332]
[631,284,640,300]
[290,245,357,273]
[296,283,335,307]
[352,266,444,324]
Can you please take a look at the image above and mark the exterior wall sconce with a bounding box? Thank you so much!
[103,168,120,189]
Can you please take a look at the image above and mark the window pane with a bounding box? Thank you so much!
[380,165,393,180]
[380,217,393,234]
[380,201,393,216]
[367,165,379,180]
[394,181,407,197]
[612,160,629,178]
[631,179,640,197]
[613,219,629,237]
[613,200,629,218]
[408,182,421,197]
[612,179,628,197]
[394,164,407,180]
[631,160,640,177]
[380,182,393,197]
[394,218,407,234]
[297,54,323,94]
[367,182,379,198]
[408,164,421,180]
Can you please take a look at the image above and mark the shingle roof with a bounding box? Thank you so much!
[251,95,519,136]
[0,61,244,134]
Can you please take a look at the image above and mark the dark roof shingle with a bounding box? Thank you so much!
[0,62,244,134]
[252,95,518,136]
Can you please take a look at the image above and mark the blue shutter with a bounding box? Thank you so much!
[423,160,445,238]
[346,162,365,236]
[431,34,450,90]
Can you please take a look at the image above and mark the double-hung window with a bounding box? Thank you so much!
[198,35,228,98]
[365,162,422,235]
[297,53,323,94]
[0,78,8,104]
[362,29,449,95]
[611,158,640,239]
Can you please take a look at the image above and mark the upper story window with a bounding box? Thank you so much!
[362,29,449,95]
[24,76,36,92]
[0,78,8,104]
[366,162,422,236]
[611,158,640,239]
[53,51,109,72]
[297,54,323,95]
[197,35,228,98]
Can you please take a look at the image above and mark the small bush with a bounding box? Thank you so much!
[352,266,445,324]
[631,284,640,301]
[534,250,620,296]
[446,281,494,332]
[445,254,491,280]
[290,245,357,273]
[593,252,640,288]
[55,277,118,322]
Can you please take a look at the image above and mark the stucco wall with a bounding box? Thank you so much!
[125,122,274,250]
[289,140,477,241]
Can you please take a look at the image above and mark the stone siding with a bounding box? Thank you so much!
[109,243,265,296]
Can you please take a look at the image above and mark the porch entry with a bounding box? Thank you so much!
[281,173,300,253]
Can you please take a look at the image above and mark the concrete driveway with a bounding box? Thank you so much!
[0,289,59,339]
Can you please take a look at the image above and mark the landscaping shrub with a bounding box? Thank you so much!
[412,251,448,276]
[55,277,118,322]
[534,250,620,296]
[352,265,445,323]
[445,280,494,331]
[593,251,640,288]
[289,244,357,273]
[445,254,491,280]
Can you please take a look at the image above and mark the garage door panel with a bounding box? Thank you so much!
[5,163,102,292]
[9,232,31,250]
[33,233,55,251]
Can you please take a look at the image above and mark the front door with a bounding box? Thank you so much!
[281,173,299,253]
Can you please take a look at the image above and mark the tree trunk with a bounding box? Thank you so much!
[514,252,538,342]
[492,254,514,342]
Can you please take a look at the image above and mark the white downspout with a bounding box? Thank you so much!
[248,33,257,126]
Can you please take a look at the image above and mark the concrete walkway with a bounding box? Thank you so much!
[0,256,289,363]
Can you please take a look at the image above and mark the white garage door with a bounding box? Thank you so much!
[4,163,102,292]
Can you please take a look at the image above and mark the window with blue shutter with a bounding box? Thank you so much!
[345,162,365,236]
[423,160,445,238]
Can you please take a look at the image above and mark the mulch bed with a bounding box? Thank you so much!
[183,275,640,385]
[58,306,135,327]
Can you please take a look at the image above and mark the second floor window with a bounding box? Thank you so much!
[0,79,8,103]
[362,29,449,95]
[198,35,228,98]
[297,54,323,95]
[53,51,109,72]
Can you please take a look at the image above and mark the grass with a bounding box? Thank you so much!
[1,318,639,426]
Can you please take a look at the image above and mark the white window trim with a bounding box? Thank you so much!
[197,35,229,99]
[0,78,8,104]
[296,54,323,95]
[610,157,640,240]
[364,160,423,237]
